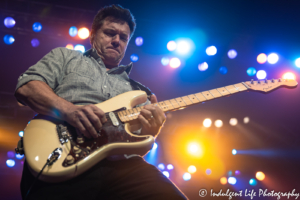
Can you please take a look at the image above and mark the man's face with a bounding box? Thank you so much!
[92,17,130,68]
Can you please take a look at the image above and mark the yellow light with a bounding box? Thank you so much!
[203,118,212,127]
[188,165,197,174]
[214,119,223,128]
[78,27,90,39]
[169,57,181,68]
[282,72,296,80]
[257,53,267,64]
[220,177,227,185]
[187,142,203,157]
[256,171,265,181]
[66,44,74,50]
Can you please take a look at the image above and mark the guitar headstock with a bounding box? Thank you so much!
[244,78,298,92]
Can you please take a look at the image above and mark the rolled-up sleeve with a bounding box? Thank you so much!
[15,47,66,92]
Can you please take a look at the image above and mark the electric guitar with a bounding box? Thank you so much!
[22,78,298,182]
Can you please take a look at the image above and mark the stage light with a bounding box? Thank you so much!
[256,171,265,181]
[295,58,300,68]
[267,53,279,64]
[7,151,15,158]
[169,57,181,68]
[219,66,228,75]
[235,170,241,175]
[4,17,16,28]
[203,118,212,127]
[188,165,197,174]
[3,34,15,45]
[31,39,40,47]
[161,57,169,66]
[206,46,217,56]
[16,153,24,159]
[74,44,85,53]
[244,117,250,124]
[229,118,238,126]
[66,44,74,50]
[78,28,89,39]
[198,62,208,71]
[176,40,191,55]
[135,37,143,46]
[214,120,223,128]
[282,72,296,80]
[206,169,212,175]
[152,142,158,150]
[19,131,24,137]
[257,53,267,64]
[162,171,170,178]
[167,41,176,51]
[228,171,232,176]
[158,163,165,170]
[220,177,227,185]
[183,173,191,181]
[6,159,15,168]
[69,26,78,37]
[232,149,237,155]
[187,142,203,157]
[228,177,237,185]
[167,164,174,170]
[32,22,42,32]
[228,49,237,59]
[249,178,257,186]
[256,70,267,79]
[247,67,257,76]
[130,54,139,62]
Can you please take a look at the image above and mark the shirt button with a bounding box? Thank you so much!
[126,83,129,85]
[104,85,107,88]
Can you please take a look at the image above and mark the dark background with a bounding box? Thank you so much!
[0,0,300,199]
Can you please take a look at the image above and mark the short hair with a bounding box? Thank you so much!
[90,5,136,43]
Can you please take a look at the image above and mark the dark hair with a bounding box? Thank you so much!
[90,5,136,43]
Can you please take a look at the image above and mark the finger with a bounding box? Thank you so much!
[139,108,153,120]
[138,115,151,129]
[82,107,103,133]
[150,94,158,104]
[79,114,98,138]
[91,105,107,123]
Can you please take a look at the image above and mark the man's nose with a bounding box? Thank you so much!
[112,35,120,46]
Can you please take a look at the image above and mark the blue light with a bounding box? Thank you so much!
[3,34,15,45]
[228,171,232,176]
[4,17,16,28]
[31,38,40,47]
[6,159,15,168]
[247,67,257,76]
[19,131,24,137]
[69,26,78,37]
[167,164,174,170]
[232,149,237,155]
[249,178,257,186]
[130,54,139,62]
[206,169,212,175]
[7,151,15,158]
[295,58,300,68]
[74,44,85,53]
[183,173,191,181]
[162,171,170,178]
[198,62,208,71]
[135,37,143,46]
[256,70,267,80]
[16,153,24,159]
[235,170,241,175]
[176,39,192,55]
[161,57,169,66]
[228,49,237,59]
[219,66,228,74]
[206,46,217,56]
[158,163,165,170]
[32,22,42,32]
[152,142,158,150]
[228,177,237,185]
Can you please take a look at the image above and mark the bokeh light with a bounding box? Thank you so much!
[135,37,143,46]
[282,72,296,80]
[19,131,24,137]
[78,27,90,39]
[152,142,158,150]
[176,39,192,55]
[32,22,42,32]
[229,118,238,126]
[256,70,267,79]
[7,151,15,158]
[4,17,16,28]
[188,165,197,174]
[235,170,241,175]
[169,58,181,68]
[228,177,237,185]
[3,34,15,45]
[16,154,24,159]
[69,26,78,37]
[183,173,191,181]
[247,67,257,76]
[188,142,202,156]
[198,62,208,71]
[214,120,223,127]
[249,178,257,186]
[244,117,250,124]
[295,58,300,68]
[66,44,74,50]
[206,46,217,56]
[167,164,174,170]
[219,66,228,74]
[256,171,265,181]
[228,49,237,59]
[158,163,165,170]
[267,53,279,64]
[203,118,212,127]
[220,177,227,185]
[161,57,170,66]
[167,41,176,51]
[206,169,212,175]
[232,149,237,155]
[130,54,139,62]
[74,44,85,53]
[31,39,40,47]
[6,159,15,168]
[162,171,170,178]
[257,53,267,64]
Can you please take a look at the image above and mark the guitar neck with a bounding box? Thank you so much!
[118,82,249,122]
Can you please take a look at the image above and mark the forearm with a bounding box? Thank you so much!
[15,80,75,120]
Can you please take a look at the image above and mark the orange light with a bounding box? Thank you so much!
[78,28,90,39]
[187,142,203,157]
[256,171,265,181]
[220,177,227,185]
[66,44,74,50]
[257,53,267,64]
[282,72,296,80]
[188,165,197,174]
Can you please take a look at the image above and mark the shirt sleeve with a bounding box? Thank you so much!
[15,47,67,92]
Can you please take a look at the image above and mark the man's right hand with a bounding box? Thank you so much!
[63,104,107,139]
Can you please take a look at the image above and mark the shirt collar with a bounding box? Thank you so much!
[83,48,133,75]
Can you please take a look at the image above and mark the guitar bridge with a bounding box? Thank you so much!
[56,124,69,144]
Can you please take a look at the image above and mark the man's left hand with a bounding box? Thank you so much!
[138,94,166,137]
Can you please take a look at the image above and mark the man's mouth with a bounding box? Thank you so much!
[107,48,119,53]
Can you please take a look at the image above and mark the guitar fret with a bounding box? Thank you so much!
[201,91,214,100]
[170,99,180,108]
[175,97,187,107]
[188,94,200,103]
[125,110,133,120]
[159,101,168,111]
[209,89,222,98]
[225,85,239,94]
[234,83,248,91]
[164,100,175,110]
[217,87,230,96]
[195,92,206,102]
[182,96,193,105]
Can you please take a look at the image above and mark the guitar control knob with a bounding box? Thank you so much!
[66,155,75,164]
[77,136,84,144]
[272,79,275,83]
[73,146,82,154]
[264,79,268,83]
[251,79,254,84]
[86,146,91,151]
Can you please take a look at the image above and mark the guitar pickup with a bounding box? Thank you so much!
[109,112,119,127]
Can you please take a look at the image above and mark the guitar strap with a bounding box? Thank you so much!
[129,78,153,100]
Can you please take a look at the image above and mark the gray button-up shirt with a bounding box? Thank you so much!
[16,47,148,106]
